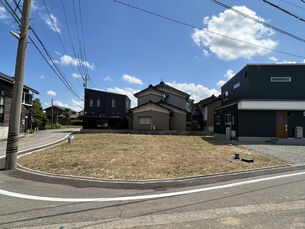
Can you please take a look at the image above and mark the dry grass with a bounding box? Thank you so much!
[18,133,287,180]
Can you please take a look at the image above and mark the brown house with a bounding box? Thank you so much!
[0,72,39,138]
[194,95,221,132]
[44,105,77,125]
[129,81,192,131]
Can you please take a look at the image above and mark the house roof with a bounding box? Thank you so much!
[154,81,190,98]
[134,81,190,99]
[85,88,131,101]
[133,84,165,98]
[197,95,221,107]
[44,105,76,113]
[0,72,39,94]
[157,100,187,113]
[130,100,173,113]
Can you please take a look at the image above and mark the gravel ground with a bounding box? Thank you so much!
[238,139,305,164]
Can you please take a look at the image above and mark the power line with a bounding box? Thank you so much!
[2,0,82,100]
[278,0,305,11]
[262,0,305,22]
[301,0,305,4]
[212,0,305,44]
[113,0,305,60]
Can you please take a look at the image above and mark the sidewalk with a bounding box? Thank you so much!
[0,128,80,158]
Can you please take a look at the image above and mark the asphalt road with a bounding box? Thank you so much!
[0,130,305,228]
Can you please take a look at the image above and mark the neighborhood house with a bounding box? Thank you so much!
[83,88,131,129]
[214,64,305,139]
[128,81,192,131]
[44,105,78,125]
[0,72,39,138]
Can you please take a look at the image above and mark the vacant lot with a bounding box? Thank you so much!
[18,133,287,180]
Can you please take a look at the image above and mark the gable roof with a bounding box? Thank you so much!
[130,100,173,114]
[157,100,187,113]
[197,95,221,107]
[154,81,190,98]
[0,72,39,94]
[133,84,165,98]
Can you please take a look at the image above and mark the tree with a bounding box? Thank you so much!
[63,108,72,125]
[30,99,47,130]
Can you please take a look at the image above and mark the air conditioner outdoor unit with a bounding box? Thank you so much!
[295,126,303,139]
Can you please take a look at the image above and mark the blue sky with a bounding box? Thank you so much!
[1,0,305,110]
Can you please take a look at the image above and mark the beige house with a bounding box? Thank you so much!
[129,81,191,131]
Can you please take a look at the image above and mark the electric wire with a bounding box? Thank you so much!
[2,0,82,99]
[113,0,305,60]
[212,0,305,44]
[262,0,305,22]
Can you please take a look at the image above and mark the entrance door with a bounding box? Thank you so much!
[276,111,288,138]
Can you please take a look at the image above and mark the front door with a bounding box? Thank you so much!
[276,111,288,138]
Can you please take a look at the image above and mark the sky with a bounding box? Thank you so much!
[1,0,305,111]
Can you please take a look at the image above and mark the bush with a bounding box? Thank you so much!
[28,129,35,134]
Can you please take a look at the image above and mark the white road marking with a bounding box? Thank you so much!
[0,171,305,202]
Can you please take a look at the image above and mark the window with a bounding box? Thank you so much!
[126,100,130,112]
[89,99,93,107]
[225,114,231,125]
[233,82,240,89]
[271,77,291,82]
[97,99,100,107]
[139,117,151,125]
[231,115,235,125]
[112,99,116,108]
[22,92,33,105]
[0,89,4,123]
[223,91,229,100]
[216,116,221,125]
[244,71,248,78]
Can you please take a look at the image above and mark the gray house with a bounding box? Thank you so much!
[129,81,192,131]
[215,64,305,139]
[0,72,39,138]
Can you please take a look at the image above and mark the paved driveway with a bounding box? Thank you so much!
[239,139,305,164]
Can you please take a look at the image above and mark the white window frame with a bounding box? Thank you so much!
[89,99,93,107]
[112,99,115,108]
[270,77,291,82]
[233,82,240,89]
[223,91,229,100]
[225,114,231,125]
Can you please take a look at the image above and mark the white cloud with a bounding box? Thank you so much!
[47,90,56,96]
[216,80,226,88]
[216,69,235,88]
[203,49,209,56]
[40,75,45,79]
[166,82,220,103]
[107,87,139,108]
[224,69,235,79]
[32,0,39,11]
[269,56,278,62]
[122,74,143,85]
[54,50,61,56]
[53,100,83,112]
[72,73,82,78]
[56,55,94,70]
[104,76,113,82]
[275,60,297,64]
[0,6,9,20]
[42,14,61,33]
[192,6,277,60]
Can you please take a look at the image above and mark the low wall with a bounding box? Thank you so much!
[81,129,211,136]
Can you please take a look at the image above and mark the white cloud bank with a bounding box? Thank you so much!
[107,87,139,108]
[72,73,82,78]
[55,55,94,70]
[166,82,220,103]
[192,6,277,60]
[104,76,113,82]
[0,6,8,20]
[42,14,61,33]
[216,69,235,88]
[122,74,143,85]
[47,90,56,96]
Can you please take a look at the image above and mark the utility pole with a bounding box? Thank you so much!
[51,98,53,127]
[5,0,32,170]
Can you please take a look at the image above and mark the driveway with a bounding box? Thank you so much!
[239,139,305,164]
[0,128,79,159]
